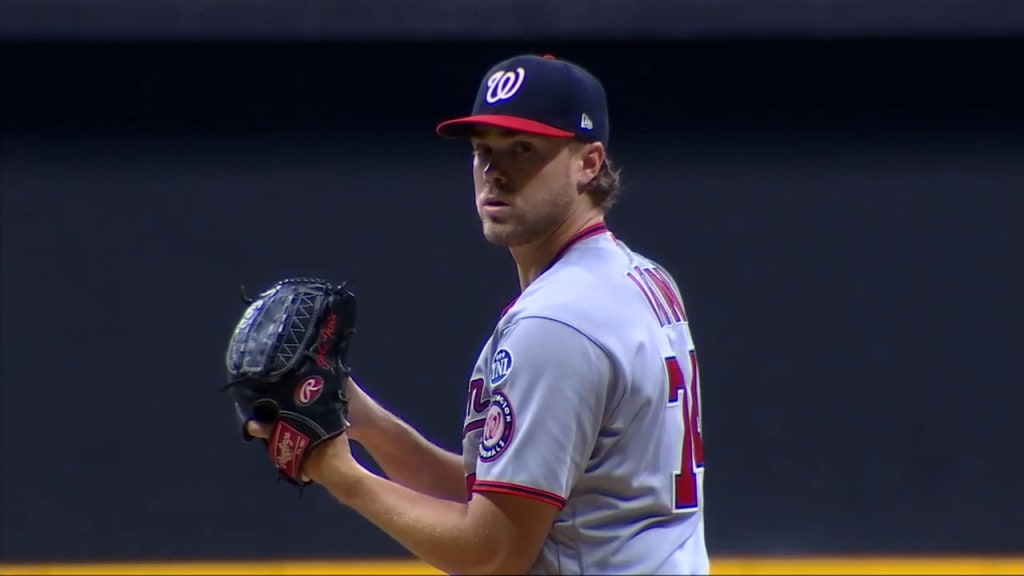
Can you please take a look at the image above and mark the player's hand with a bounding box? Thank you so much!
[245,420,359,487]
[244,374,373,441]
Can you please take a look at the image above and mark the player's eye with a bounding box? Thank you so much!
[512,141,534,155]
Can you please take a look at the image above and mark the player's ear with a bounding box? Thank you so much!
[575,141,605,190]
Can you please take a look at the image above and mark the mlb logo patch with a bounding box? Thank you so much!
[490,348,513,385]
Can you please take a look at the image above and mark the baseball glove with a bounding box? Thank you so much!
[222,277,357,486]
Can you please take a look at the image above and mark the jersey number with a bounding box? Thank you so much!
[667,352,704,511]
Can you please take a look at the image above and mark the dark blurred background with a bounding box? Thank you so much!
[2,0,1023,565]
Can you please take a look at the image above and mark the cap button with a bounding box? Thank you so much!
[542,54,556,60]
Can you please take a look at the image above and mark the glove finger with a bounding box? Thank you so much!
[238,400,278,442]
[251,399,280,422]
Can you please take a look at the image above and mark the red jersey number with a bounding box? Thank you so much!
[666,351,704,511]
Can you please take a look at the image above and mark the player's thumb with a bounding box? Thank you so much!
[246,420,273,439]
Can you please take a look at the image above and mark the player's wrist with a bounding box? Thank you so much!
[314,449,369,504]
[342,377,381,442]
[344,423,368,444]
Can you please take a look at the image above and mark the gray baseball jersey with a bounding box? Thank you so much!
[462,223,708,575]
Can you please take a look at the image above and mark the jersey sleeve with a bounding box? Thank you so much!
[471,316,612,510]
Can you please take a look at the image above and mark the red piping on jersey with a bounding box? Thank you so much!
[472,479,566,510]
[499,296,520,319]
[498,222,610,320]
[547,222,609,271]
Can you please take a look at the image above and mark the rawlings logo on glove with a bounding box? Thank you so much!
[295,376,325,406]
[221,277,357,487]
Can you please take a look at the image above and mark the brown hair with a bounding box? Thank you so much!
[581,154,623,212]
[570,139,623,211]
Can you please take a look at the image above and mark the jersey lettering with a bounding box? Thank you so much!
[627,266,686,327]
[463,378,488,436]
[645,267,688,323]
[667,352,704,511]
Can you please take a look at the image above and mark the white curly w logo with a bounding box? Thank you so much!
[485,68,526,104]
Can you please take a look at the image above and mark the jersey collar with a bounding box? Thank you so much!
[546,221,609,272]
[499,222,610,319]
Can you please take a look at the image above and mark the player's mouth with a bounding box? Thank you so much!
[481,199,512,218]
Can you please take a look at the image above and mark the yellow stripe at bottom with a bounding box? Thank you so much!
[0,556,1021,575]
[715,556,1024,575]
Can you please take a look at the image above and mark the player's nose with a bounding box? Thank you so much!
[482,160,508,186]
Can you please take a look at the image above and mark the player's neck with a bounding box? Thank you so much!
[510,210,605,291]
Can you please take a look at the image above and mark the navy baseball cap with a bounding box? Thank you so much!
[436,54,610,145]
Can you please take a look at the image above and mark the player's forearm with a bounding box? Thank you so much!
[321,467,522,575]
[351,400,467,502]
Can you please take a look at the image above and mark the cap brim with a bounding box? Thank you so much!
[436,114,575,139]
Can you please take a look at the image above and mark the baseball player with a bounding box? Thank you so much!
[245,54,709,575]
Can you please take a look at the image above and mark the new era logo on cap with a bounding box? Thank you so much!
[436,54,610,145]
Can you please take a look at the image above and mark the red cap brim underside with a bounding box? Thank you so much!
[435,114,575,139]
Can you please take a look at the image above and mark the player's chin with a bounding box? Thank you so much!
[482,223,536,248]
[480,221,519,246]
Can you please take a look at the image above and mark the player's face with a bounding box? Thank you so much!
[469,129,588,247]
